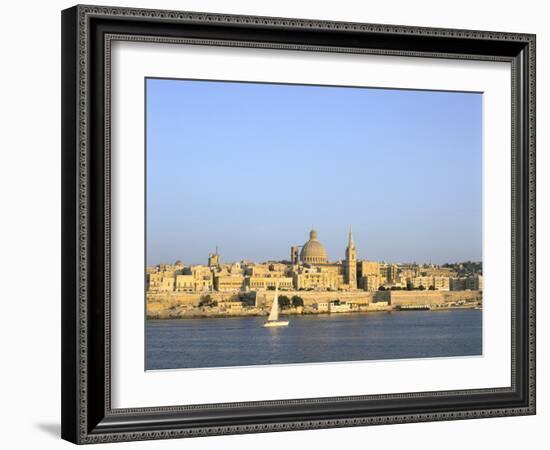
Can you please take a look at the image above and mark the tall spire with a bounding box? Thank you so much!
[348,226,355,248]
[345,226,357,289]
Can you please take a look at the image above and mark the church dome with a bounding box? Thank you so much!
[300,229,328,264]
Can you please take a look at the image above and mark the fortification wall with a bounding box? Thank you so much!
[146,289,482,318]
[254,290,381,307]
[388,290,481,306]
[147,291,242,305]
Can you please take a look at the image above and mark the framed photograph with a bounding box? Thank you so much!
[61,4,536,444]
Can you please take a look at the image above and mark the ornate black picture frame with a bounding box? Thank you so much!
[61,4,536,444]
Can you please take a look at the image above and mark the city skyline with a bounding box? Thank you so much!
[147,226,481,268]
[146,79,482,266]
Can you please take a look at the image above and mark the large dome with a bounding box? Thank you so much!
[300,229,328,264]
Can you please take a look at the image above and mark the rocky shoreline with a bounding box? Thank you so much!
[146,302,481,320]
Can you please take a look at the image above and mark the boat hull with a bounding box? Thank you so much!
[263,321,289,328]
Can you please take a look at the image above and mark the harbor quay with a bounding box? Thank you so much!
[146,289,482,320]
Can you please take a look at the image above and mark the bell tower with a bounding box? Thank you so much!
[290,246,300,265]
[345,227,357,289]
[208,245,221,269]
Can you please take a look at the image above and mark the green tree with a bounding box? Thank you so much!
[198,294,214,307]
[291,295,304,308]
[278,295,290,309]
[418,285,426,291]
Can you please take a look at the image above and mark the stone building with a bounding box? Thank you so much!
[292,266,342,290]
[246,276,293,290]
[146,228,481,296]
[409,275,450,291]
[213,274,245,292]
[361,274,382,292]
[148,271,176,292]
[175,275,195,292]
[357,260,380,278]
[450,274,483,291]
[420,266,458,278]
[380,263,399,284]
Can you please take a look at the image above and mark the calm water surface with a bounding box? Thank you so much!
[145,309,482,370]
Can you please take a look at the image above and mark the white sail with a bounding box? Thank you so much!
[267,285,279,321]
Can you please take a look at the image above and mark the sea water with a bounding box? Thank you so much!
[145,309,482,370]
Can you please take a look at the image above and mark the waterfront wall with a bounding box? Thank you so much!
[147,291,244,318]
[253,290,380,307]
[147,291,239,305]
[388,290,481,306]
[147,289,481,318]
[243,290,480,307]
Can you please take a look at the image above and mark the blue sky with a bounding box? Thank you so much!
[146,78,482,266]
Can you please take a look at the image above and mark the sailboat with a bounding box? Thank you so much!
[263,285,289,327]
